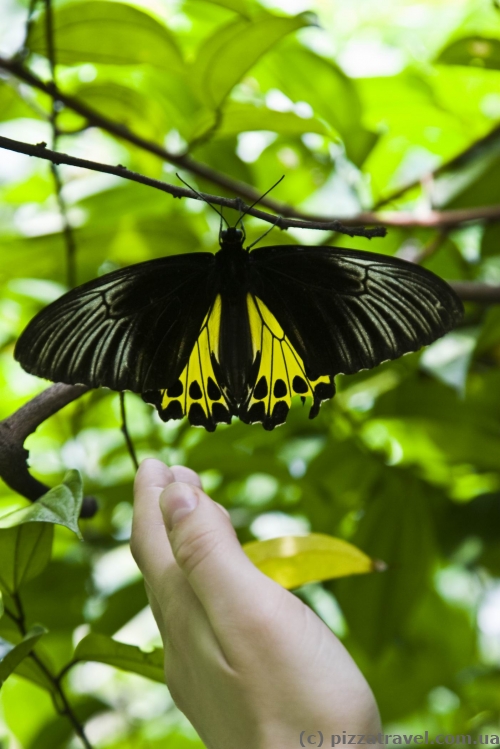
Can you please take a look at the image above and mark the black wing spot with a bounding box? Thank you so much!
[254,376,268,400]
[163,400,183,421]
[273,378,287,398]
[188,402,215,431]
[314,381,335,400]
[189,381,203,400]
[243,401,266,424]
[207,377,221,401]
[167,380,183,397]
[264,401,289,431]
[292,375,308,394]
[212,402,231,424]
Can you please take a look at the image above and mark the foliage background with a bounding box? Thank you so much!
[1,0,500,745]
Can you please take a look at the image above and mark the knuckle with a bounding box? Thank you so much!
[173,528,222,576]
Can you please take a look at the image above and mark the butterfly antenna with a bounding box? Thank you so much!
[235,175,285,228]
[246,213,283,251]
[176,173,229,227]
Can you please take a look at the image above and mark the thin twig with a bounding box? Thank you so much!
[44,0,78,288]
[0,135,385,236]
[0,382,97,517]
[5,135,500,231]
[119,392,138,470]
[12,592,94,749]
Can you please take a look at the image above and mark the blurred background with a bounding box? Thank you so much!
[1,0,500,745]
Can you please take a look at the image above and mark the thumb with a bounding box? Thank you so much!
[159,481,269,625]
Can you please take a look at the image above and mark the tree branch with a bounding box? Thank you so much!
[0,54,297,213]
[0,383,97,518]
[0,135,386,236]
[448,282,500,304]
[3,135,500,231]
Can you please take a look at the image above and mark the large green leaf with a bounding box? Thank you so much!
[29,1,184,71]
[437,36,500,70]
[73,633,165,683]
[0,626,46,686]
[27,697,109,749]
[259,44,378,167]
[335,472,437,657]
[0,470,83,539]
[0,524,53,596]
[189,100,335,144]
[192,12,314,108]
[243,533,381,589]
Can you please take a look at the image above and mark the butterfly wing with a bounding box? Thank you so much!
[15,254,218,393]
[246,245,463,420]
[143,295,235,432]
[238,293,334,430]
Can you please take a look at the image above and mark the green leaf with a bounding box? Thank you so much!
[192,12,314,108]
[0,470,83,539]
[199,0,251,17]
[243,533,380,589]
[0,626,47,686]
[0,524,53,595]
[189,101,335,143]
[73,633,165,683]
[437,36,500,70]
[29,1,184,71]
[27,697,109,749]
[335,472,437,657]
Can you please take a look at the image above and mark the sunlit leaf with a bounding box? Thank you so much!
[0,626,47,686]
[73,633,164,682]
[0,470,83,539]
[243,533,381,589]
[29,1,184,71]
[192,12,314,108]
[189,101,335,143]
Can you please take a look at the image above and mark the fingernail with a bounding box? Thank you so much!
[161,483,198,531]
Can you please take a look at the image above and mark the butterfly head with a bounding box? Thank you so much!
[220,226,246,250]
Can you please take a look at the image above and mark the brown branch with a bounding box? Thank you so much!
[0,383,97,518]
[448,282,500,304]
[0,135,385,236]
[3,135,500,230]
[0,55,292,212]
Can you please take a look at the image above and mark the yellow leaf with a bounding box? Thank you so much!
[243,533,385,590]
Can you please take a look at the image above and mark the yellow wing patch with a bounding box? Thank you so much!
[240,295,334,430]
[157,296,232,432]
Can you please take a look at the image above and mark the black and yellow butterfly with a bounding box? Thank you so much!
[15,226,463,431]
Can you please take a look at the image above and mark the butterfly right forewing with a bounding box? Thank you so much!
[249,245,463,381]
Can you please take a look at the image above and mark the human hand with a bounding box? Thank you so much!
[131,459,381,749]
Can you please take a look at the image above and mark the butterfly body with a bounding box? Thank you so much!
[15,226,463,432]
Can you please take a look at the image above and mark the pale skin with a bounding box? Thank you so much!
[130,459,381,749]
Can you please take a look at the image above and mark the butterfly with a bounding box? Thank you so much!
[15,224,463,432]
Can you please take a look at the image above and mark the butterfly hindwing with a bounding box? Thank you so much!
[239,295,334,430]
[143,296,234,432]
[14,254,218,392]
[249,245,463,379]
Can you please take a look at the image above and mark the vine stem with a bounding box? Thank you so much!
[10,592,94,749]
[44,0,78,288]
[120,392,139,470]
